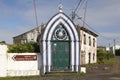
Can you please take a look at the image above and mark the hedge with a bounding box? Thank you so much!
[7,42,40,53]
[115,49,120,56]
[97,49,114,64]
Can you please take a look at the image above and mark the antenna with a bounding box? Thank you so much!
[33,0,39,33]
[72,0,82,22]
[83,0,88,27]
[72,10,75,22]
[114,39,116,55]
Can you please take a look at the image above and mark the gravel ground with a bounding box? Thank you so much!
[41,56,120,80]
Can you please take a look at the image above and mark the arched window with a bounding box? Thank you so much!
[93,38,95,47]
[89,36,91,46]
[93,53,95,61]
[88,53,91,64]
[84,34,86,44]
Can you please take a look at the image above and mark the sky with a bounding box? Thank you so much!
[0,0,120,47]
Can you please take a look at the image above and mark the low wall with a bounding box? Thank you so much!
[0,44,8,77]
[0,44,86,77]
[0,44,42,77]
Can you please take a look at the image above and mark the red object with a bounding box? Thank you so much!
[12,55,37,61]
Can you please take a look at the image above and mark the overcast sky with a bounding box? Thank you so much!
[0,0,120,47]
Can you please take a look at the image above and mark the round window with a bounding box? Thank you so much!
[55,26,67,40]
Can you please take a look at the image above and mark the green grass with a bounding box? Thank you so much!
[0,76,44,80]
[103,58,119,65]
[0,73,86,80]
[0,76,41,80]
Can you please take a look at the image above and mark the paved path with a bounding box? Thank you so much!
[114,56,120,73]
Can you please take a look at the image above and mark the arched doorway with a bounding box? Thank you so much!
[51,24,70,70]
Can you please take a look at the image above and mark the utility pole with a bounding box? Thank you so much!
[71,0,82,22]
[108,43,111,52]
[33,0,39,33]
[114,39,116,55]
[109,43,110,48]
[72,11,75,22]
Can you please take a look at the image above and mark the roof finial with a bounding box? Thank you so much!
[59,3,63,12]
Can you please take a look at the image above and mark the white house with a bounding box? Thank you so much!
[13,7,98,74]
[80,27,98,64]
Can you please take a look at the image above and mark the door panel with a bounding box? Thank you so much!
[52,41,70,70]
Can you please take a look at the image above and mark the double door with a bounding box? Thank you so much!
[51,41,70,70]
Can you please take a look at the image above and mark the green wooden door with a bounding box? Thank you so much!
[52,41,70,70]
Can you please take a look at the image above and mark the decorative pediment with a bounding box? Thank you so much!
[42,12,79,41]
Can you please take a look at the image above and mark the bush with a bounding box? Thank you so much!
[115,49,120,56]
[0,41,6,44]
[97,49,114,64]
[7,42,40,53]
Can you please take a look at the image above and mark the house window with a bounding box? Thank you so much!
[89,36,91,46]
[88,53,91,64]
[84,34,86,44]
[93,53,95,61]
[93,38,95,47]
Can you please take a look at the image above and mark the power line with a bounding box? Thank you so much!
[74,0,119,47]
[74,0,112,46]
[77,17,115,47]
[76,0,86,13]
[72,0,83,21]
[76,14,113,41]
[74,0,82,12]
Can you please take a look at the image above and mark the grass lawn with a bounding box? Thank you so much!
[0,76,41,80]
[0,73,85,80]
[103,58,119,65]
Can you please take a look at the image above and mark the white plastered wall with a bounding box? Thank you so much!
[0,44,8,77]
[0,44,42,77]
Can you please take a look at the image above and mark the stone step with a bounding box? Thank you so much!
[45,71,77,76]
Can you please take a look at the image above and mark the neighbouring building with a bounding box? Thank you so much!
[13,6,98,74]
[97,46,106,51]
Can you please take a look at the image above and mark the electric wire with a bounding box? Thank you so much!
[74,0,82,12]
[76,0,86,13]
[75,0,117,47]
[63,0,118,47]
[76,14,115,47]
